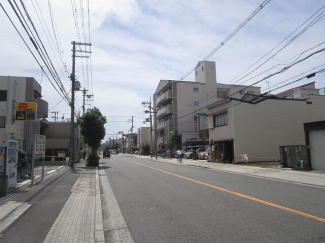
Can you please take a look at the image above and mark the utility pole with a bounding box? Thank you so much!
[82,88,88,115]
[51,111,58,121]
[149,98,153,158]
[70,41,91,166]
[130,116,134,153]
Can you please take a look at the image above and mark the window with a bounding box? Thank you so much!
[193,88,199,93]
[247,90,254,94]
[196,71,197,76]
[202,66,204,71]
[214,113,228,127]
[0,90,7,101]
[239,90,245,95]
[0,116,5,128]
[217,91,227,98]
[194,101,199,106]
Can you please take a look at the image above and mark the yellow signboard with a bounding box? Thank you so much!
[16,102,36,112]
[15,102,37,120]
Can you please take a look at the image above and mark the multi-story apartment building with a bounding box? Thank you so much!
[0,76,48,153]
[153,61,260,151]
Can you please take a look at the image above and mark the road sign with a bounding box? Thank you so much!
[15,102,37,120]
[34,134,46,156]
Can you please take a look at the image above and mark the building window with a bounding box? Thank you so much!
[239,90,245,95]
[217,91,228,98]
[247,90,254,94]
[194,101,199,106]
[193,88,199,93]
[0,116,5,128]
[202,66,204,71]
[0,90,7,101]
[214,113,228,127]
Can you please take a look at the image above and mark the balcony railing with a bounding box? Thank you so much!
[157,105,173,118]
[33,98,48,118]
[157,90,172,106]
[157,136,164,143]
[157,120,172,130]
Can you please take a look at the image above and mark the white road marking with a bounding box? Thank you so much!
[57,166,64,170]
[46,170,56,174]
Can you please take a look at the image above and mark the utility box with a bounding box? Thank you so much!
[279,145,309,169]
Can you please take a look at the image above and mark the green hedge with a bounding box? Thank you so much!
[87,153,99,166]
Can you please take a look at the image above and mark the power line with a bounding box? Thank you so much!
[227,4,325,85]
[167,46,325,125]
[181,0,271,80]
[0,3,70,105]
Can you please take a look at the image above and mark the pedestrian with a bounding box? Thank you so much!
[83,150,86,160]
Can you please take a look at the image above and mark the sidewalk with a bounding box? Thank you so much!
[0,163,104,243]
[43,165,104,243]
[134,155,325,188]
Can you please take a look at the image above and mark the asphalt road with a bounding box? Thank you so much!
[102,155,325,243]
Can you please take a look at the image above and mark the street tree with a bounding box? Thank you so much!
[79,107,106,166]
[167,132,182,150]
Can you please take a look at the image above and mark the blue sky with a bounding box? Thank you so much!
[0,0,324,141]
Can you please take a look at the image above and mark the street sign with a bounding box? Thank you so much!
[15,102,37,121]
[34,134,46,156]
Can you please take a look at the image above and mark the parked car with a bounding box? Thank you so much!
[198,148,210,160]
[205,151,210,160]
[103,149,110,158]
[184,146,205,159]
[110,149,117,155]
[17,150,32,179]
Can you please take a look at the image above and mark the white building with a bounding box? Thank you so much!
[153,61,260,151]
[0,76,48,153]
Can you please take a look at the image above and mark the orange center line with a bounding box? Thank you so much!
[118,157,325,223]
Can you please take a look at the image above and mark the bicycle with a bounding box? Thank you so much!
[177,154,182,163]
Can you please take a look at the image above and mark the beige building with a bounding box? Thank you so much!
[0,76,48,153]
[153,61,260,151]
[276,82,319,99]
[207,93,325,163]
[137,127,152,154]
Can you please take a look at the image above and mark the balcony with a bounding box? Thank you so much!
[157,136,164,144]
[157,105,173,119]
[157,90,172,106]
[33,98,49,118]
[157,120,173,130]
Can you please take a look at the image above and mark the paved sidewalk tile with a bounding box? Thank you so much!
[134,155,325,187]
[43,167,100,243]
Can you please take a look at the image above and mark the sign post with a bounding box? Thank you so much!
[32,134,46,184]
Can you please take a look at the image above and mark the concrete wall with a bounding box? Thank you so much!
[208,100,235,141]
[208,95,325,162]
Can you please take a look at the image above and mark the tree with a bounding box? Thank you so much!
[79,107,106,166]
[142,143,150,155]
[167,132,182,150]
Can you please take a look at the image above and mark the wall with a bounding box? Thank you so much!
[0,76,27,148]
[232,95,325,161]
[176,81,207,142]
[208,100,235,141]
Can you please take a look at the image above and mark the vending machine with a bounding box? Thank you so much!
[0,139,18,190]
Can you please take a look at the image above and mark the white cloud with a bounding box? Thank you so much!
[0,0,325,139]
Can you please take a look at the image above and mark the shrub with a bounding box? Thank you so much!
[87,153,99,166]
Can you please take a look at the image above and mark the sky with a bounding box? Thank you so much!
[0,0,325,142]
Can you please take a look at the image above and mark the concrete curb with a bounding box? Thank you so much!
[95,167,105,243]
